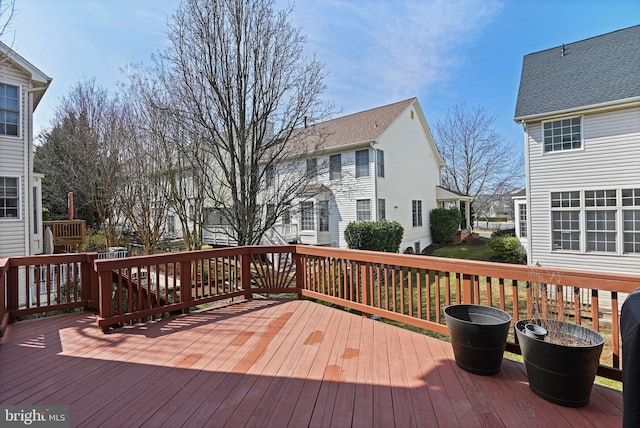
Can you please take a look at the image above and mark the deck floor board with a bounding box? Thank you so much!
[0,299,623,427]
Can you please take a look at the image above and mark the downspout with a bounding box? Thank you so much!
[371,143,377,220]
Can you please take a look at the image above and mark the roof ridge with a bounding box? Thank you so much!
[316,97,416,126]
[524,24,640,57]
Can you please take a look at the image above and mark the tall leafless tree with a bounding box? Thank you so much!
[434,104,523,221]
[153,0,331,245]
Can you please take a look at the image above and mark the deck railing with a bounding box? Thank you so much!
[2,245,638,381]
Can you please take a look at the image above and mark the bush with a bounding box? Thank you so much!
[431,208,461,243]
[344,220,403,252]
[490,228,516,238]
[489,236,524,264]
[83,232,108,253]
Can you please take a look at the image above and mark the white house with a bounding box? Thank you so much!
[0,41,51,257]
[269,98,471,253]
[514,25,640,274]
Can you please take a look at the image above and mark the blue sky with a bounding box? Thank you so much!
[7,0,640,156]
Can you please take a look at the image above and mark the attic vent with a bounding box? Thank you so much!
[561,44,566,57]
[411,110,414,119]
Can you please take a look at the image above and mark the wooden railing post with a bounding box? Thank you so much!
[0,258,8,336]
[294,250,303,298]
[179,260,192,314]
[98,269,113,332]
[6,265,19,314]
[82,253,98,310]
[240,250,253,300]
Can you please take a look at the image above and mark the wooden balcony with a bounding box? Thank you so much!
[43,220,86,253]
[0,245,633,426]
[0,299,623,427]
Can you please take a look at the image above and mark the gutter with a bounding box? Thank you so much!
[514,96,640,123]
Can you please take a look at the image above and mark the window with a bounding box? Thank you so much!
[167,215,175,235]
[543,117,581,152]
[301,201,314,230]
[0,84,19,136]
[355,149,369,178]
[306,158,317,177]
[378,198,386,220]
[414,242,420,254]
[0,177,19,218]
[266,203,275,220]
[623,189,640,253]
[283,207,291,224]
[412,200,422,227]
[265,165,275,187]
[518,203,527,238]
[586,210,616,252]
[329,154,341,180]
[357,199,371,221]
[33,186,38,234]
[318,200,329,232]
[377,150,385,177]
[551,192,580,251]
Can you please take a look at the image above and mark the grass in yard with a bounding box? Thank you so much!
[426,236,498,261]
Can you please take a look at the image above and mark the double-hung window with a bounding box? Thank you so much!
[412,200,422,227]
[551,191,580,251]
[355,149,369,178]
[306,158,317,178]
[376,150,385,177]
[543,117,581,152]
[0,177,19,218]
[378,198,386,220]
[623,188,640,254]
[585,190,617,253]
[318,200,329,232]
[329,154,341,180]
[0,84,19,136]
[356,199,371,221]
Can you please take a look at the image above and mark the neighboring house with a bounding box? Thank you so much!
[269,98,471,253]
[514,25,640,274]
[0,41,52,257]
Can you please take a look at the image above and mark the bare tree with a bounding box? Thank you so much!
[154,0,330,245]
[434,104,523,221]
[35,79,128,247]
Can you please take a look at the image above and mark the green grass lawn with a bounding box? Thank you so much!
[427,236,498,261]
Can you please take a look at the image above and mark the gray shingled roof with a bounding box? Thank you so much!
[515,25,640,120]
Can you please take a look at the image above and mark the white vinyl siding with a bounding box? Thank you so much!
[527,107,640,274]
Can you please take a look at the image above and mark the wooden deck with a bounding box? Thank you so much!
[0,299,623,427]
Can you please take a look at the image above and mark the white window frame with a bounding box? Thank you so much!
[378,198,386,220]
[356,199,371,222]
[622,188,640,254]
[0,83,20,137]
[0,176,20,219]
[551,191,580,251]
[376,150,384,177]
[318,200,329,232]
[300,201,314,231]
[542,116,582,153]
[355,149,369,178]
[412,200,422,227]
[329,154,341,180]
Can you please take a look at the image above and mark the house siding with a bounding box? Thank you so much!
[526,107,640,274]
[376,105,440,252]
[0,64,39,256]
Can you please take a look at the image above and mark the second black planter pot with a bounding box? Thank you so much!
[444,304,512,375]
[515,319,605,407]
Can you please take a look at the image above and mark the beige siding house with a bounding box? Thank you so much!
[515,25,640,274]
[271,98,471,252]
[0,41,51,257]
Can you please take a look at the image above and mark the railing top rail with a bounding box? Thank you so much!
[93,245,296,272]
[294,245,640,293]
[6,253,97,267]
[0,257,8,274]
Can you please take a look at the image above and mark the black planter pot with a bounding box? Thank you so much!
[515,319,605,407]
[444,304,512,375]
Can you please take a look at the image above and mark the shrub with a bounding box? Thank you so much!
[344,220,403,252]
[83,232,108,253]
[489,236,524,264]
[490,228,516,238]
[431,208,461,243]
